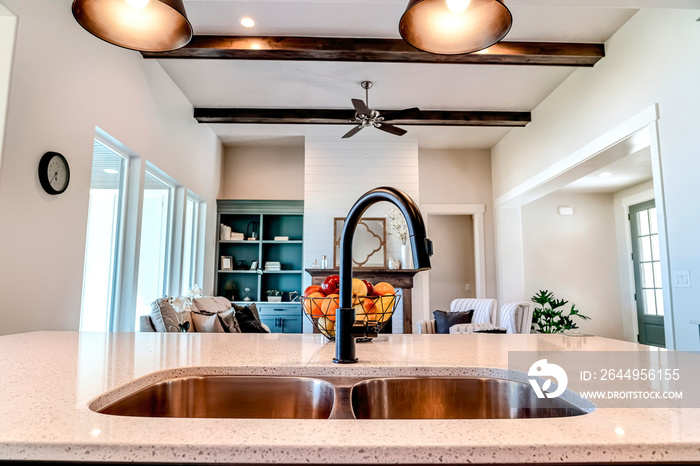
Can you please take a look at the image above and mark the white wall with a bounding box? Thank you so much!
[428,215,475,313]
[522,192,623,339]
[220,141,304,200]
[492,10,700,350]
[0,0,221,335]
[419,148,497,297]
[303,136,420,332]
[613,180,655,343]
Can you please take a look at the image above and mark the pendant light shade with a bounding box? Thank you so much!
[399,0,512,55]
[72,0,193,52]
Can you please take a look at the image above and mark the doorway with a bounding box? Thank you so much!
[428,215,476,313]
[629,200,665,347]
[495,105,674,347]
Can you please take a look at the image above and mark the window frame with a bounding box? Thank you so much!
[79,135,130,333]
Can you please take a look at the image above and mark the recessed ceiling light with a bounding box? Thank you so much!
[598,172,613,178]
[104,169,119,174]
[240,17,255,28]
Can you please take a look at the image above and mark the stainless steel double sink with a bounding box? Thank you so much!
[95,375,590,420]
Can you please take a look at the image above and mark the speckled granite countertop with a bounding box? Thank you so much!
[1,331,699,464]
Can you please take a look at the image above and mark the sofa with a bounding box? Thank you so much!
[140,296,270,333]
[416,298,533,334]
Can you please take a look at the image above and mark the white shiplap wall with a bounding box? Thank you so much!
[303,136,421,333]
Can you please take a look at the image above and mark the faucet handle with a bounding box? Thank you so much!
[351,321,379,339]
[425,237,434,256]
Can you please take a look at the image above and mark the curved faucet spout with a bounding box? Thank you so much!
[334,187,433,364]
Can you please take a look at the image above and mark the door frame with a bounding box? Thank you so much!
[494,104,676,348]
[0,2,17,176]
[420,203,486,322]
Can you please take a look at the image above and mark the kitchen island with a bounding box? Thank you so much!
[1,332,699,464]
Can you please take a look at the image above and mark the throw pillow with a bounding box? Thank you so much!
[433,309,474,334]
[233,302,261,321]
[217,308,242,334]
[150,298,194,333]
[191,312,226,333]
[193,297,232,314]
[235,306,269,333]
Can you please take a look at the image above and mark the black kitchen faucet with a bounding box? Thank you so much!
[334,187,433,364]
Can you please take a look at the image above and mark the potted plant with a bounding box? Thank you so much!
[266,290,282,302]
[531,290,590,334]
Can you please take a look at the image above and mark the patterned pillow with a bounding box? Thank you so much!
[149,298,194,333]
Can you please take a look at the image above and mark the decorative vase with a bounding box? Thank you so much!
[268,296,282,302]
[401,244,411,269]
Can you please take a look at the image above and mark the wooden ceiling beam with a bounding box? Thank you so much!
[143,36,604,67]
[194,108,531,127]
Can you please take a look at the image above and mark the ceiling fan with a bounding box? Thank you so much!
[342,81,421,139]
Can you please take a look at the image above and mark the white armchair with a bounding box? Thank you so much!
[499,301,534,334]
[416,299,534,334]
[416,298,497,334]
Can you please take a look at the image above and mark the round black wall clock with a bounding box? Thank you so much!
[38,151,70,195]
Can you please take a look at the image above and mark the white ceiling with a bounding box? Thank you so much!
[160,1,640,148]
[561,147,653,194]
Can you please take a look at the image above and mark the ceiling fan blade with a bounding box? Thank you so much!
[342,125,364,139]
[377,123,408,137]
[381,107,421,122]
[351,98,370,116]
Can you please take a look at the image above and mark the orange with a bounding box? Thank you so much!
[304,285,323,297]
[304,292,325,318]
[321,294,339,322]
[374,282,396,296]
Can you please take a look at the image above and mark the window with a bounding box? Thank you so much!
[134,169,174,329]
[181,194,200,294]
[80,140,127,332]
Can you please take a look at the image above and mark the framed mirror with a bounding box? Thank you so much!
[333,217,387,268]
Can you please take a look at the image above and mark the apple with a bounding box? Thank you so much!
[318,317,335,337]
[304,285,323,297]
[362,280,375,297]
[321,274,340,295]
[374,295,396,322]
[354,303,368,322]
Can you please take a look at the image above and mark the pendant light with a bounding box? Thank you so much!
[399,0,512,55]
[72,0,193,52]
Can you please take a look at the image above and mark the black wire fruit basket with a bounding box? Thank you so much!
[301,294,401,341]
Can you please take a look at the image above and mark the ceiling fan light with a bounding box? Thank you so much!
[72,0,193,52]
[399,0,512,55]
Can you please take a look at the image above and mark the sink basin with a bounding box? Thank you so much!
[97,376,335,419]
[351,377,588,419]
